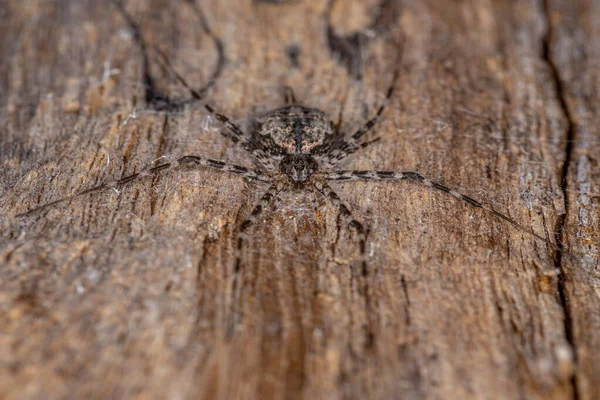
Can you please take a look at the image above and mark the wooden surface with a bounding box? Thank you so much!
[1,0,599,399]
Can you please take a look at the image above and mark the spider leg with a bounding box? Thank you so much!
[333,88,349,133]
[350,71,398,144]
[227,183,280,338]
[16,155,270,217]
[324,38,404,168]
[151,46,203,100]
[283,86,297,105]
[234,184,281,272]
[320,68,397,167]
[313,181,368,272]
[349,43,401,140]
[204,104,246,142]
[150,29,223,101]
[316,137,382,169]
[343,136,382,158]
[203,104,274,169]
[324,170,563,253]
[313,180,375,348]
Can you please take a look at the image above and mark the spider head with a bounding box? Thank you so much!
[280,154,318,182]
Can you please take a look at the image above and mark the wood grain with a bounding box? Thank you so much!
[1,0,598,399]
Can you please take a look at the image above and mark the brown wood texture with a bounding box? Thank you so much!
[1,0,598,399]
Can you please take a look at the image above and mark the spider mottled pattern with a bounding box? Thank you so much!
[18,75,559,271]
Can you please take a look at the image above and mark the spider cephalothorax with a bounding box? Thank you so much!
[279,154,319,182]
[253,105,332,182]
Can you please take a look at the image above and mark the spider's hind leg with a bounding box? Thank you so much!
[227,183,281,338]
[313,181,368,276]
[313,180,376,348]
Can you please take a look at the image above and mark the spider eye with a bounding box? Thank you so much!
[280,155,318,182]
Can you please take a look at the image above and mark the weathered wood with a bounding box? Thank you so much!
[545,1,600,398]
[0,0,598,399]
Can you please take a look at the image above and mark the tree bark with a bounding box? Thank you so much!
[1,0,598,399]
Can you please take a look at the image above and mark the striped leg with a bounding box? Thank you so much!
[313,180,375,349]
[204,104,246,142]
[322,64,400,168]
[203,104,273,169]
[227,184,280,338]
[234,184,281,272]
[350,65,399,143]
[324,170,561,252]
[313,181,368,274]
[325,38,404,167]
[16,155,270,217]
[350,35,403,144]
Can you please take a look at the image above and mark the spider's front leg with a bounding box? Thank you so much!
[322,67,400,168]
[15,155,270,217]
[323,169,562,253]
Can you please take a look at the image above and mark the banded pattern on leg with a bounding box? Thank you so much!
[313,181,368,274]
[204,104,246,141]
[227,184,280,339]
[324,170,562,252]
[351,70,398,143]
[234,184,281,272]
[17,155,270,217]
[323,66,399,167]
[204,104,275,169]
[314,138,383,170]
[322,38,403,168]
[313,180,375,350]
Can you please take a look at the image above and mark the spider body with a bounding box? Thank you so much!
[17,78,559,274]
[253,105,333,182]
[13,4,568,346]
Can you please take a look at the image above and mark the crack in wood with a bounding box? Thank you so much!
[542,1,580,399]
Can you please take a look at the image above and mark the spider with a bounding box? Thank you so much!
[16,66,560,275]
